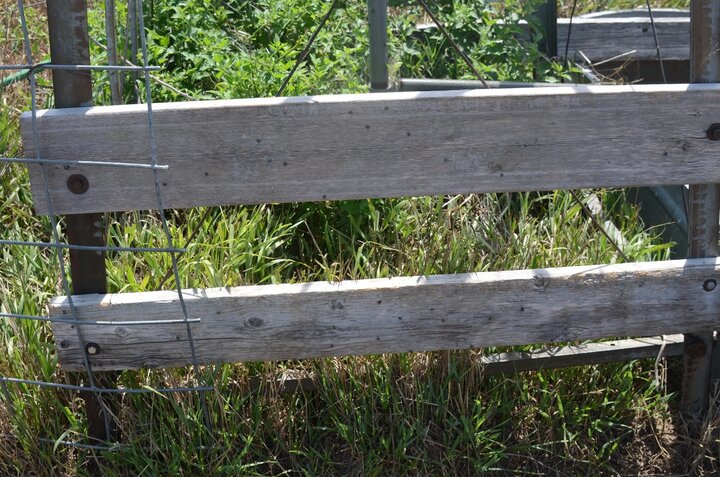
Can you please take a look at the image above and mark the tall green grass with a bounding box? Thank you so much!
[1,0,716,475]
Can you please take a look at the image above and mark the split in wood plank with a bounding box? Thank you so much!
[51,257,720,371]
[20,83,720,215]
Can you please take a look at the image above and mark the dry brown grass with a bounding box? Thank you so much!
[1,0,50,142]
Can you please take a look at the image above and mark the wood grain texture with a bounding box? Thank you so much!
[50,258,720,371]
[21,84,720,215]
[558,17,689,62]
[480,335,684,375]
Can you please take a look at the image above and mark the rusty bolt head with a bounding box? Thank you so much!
[67,174,89,194]
[85,342,101,356]
[707,124,720,141]
[703,279,717,292]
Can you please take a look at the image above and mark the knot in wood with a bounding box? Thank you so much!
[246,317,264,328]
[533,275,548,290]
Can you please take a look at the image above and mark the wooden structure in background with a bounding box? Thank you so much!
[558,11,689,63]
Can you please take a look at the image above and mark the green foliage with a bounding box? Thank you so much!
[129,0,370,99]
[392,0,573,83]
[89,0,576,102]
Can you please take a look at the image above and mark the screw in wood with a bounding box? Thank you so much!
[706,124,720,141]
[85,342,101,355]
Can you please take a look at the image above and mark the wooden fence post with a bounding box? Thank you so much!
[682,0,720,418]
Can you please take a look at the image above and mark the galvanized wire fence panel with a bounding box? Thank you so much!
[1,0,346,451]
[0,0,681,454]
[0,0,214,450]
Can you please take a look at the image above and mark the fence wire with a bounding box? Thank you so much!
[0,0,215,451]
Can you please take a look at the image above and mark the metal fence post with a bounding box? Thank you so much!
[682,0,720,418]
[46,0,116,444]
[368,0,389,91]
[534,0,557,57]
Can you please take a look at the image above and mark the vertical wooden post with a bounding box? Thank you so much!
[682,0,720,417]
[46,0,115,444]
[368,0,389,91]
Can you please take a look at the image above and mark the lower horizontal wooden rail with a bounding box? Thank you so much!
[51,258,720,371]
[480,335,685,375]
[244,335,685,394]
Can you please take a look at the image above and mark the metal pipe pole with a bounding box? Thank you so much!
[47,0,116,448]
[397,78,572,91]
[682,0,720,418]
[127,0,140,102]
[368,0,389,91]
[534,0,557,57]
[105,0,123,104]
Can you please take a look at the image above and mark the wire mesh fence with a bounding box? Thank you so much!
[0,0,681,459]
[1,0,214,450]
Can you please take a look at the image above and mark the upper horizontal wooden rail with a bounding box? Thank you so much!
[21,83,720,215]
[51,257,720,371]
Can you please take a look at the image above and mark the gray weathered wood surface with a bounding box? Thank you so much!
[480,335,684,375]
[420,13,690,62]
[254,335,686,392]
[51,257,720,371]
[558,17,689,62]
[21,84,720,215]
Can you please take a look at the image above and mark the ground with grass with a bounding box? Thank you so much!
[4,0,720,475]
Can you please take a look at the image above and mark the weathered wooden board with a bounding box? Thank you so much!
[480,335,684,375]
[51,257,720,371]
[20,84,720,215]
[420,13,690,62]
[558,17,689,62]
[207,335,686,394]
